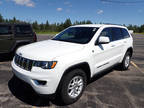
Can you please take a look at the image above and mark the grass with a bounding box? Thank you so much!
[36,31,59,35]
[135,33,144,35]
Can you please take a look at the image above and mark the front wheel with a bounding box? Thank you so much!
[58,69,87,105]
[120,51,131,70]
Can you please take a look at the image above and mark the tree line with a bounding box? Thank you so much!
[0,13,144,33]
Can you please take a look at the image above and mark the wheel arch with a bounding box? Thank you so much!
[126,47,133,57]
[63,62,91,82]
[56,62,91,93]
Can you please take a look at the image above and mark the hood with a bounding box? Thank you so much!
[17,40,85,61]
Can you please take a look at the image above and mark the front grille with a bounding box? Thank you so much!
[14,54,34,71]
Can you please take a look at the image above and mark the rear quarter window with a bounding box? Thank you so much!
[121,28,130,38]
[0,25,12,35]
[15,25,32,34]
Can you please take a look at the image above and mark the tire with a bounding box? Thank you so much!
[58,69,87,105]
[120,51,131,70]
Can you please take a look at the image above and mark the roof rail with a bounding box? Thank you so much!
[101,23,123,26]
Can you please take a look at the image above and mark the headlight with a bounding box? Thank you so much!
[33,61,57,69]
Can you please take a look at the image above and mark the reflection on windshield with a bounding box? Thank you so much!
[52,27,99,44]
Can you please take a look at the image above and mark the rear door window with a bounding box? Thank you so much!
[0,25,12,35]
[15,25,32,34]
[112,28,123,41]
[121,28,130,38]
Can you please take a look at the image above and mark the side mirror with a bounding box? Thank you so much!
[98,36,110,44]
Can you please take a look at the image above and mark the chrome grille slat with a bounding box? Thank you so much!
[14,54,33,71]
[17,56,20,65]
[23,58,26,69]
[22,58,25,68]
[18,56,21,66]
[20,57,23,67]
[26,59,30,70]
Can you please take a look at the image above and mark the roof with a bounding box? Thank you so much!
[71,24,126,28]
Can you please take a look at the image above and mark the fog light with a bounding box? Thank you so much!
[34,80,47,85]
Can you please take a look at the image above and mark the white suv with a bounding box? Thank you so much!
[11,24,133,104]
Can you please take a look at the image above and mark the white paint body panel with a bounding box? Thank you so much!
[11,24,133,95]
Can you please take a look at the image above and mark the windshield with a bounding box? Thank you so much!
[52,27,99,44]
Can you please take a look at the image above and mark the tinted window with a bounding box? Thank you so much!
[112,28,123,41]
[100,28,113,41]
[122,28,130,38]
[53,27,99,44]
[0,25,12,35]
[15,25,32,34]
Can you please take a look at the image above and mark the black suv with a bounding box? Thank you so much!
[0,23,37,55]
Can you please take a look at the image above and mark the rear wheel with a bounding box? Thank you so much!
[58,69,87,105]
[120,51,131,70]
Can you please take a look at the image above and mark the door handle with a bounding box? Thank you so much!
[124,41,127,43]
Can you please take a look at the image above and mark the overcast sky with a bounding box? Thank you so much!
[0,0,144,25]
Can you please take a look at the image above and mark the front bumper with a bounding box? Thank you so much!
[11,60,61,95]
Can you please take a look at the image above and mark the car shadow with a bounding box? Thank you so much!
[89,64,124,84]
[8,76,52,107]
[8,65,121,107]
[89,68,113,84]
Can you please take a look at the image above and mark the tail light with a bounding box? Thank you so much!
[33,32,37,42]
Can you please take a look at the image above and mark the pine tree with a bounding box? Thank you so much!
[140,24,144,33]
[63,18,72,29]
[40,23,45,30]
[12,17,17,23]
[32,21,39,31]
[45,20,50,30]
[5,19,9,23]
[73,21,79,25]
[0,13,4,23]
[86,20,92,24]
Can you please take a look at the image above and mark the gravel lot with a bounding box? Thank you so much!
[0,34,144,108]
